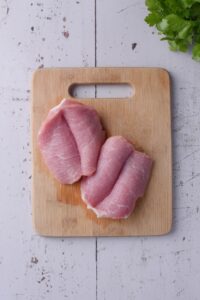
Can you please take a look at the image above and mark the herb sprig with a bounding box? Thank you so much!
[145,0,200,61]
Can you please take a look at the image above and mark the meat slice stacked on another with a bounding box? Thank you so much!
[62,100,105,176]
[80,136,133,207]
[81,136,153,219]
[38,99,105,184]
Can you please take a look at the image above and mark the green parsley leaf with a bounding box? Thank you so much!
[169,40,189,52]
[145,13,162,26]
[181,0,200,9]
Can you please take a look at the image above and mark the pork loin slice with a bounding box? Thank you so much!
[62,100,105,176]
[81,136,153,219]
[81,136,133,207]
[38,99,105,184]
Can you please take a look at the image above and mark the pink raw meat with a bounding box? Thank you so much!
[81,136,153,219]
[81,136,133,207]
[38,99,105,184]
[62,101,105,175]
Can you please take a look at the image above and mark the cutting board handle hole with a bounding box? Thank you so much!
[68,83,134,99]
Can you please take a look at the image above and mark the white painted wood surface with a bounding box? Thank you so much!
[0,0,200,299]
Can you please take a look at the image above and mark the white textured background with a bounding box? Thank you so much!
[0,1,200,299]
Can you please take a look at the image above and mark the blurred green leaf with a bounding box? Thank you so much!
[145,13,162,26]
[192,43,200,60]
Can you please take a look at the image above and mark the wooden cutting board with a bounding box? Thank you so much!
[31,67,172,236]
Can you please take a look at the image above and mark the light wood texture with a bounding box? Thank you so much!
[31,67,172,236]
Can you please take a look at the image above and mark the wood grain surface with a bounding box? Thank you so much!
[31,67,172,236]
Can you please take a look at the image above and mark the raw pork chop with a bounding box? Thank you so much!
[81,136,153,219]
[38,99,105,184]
